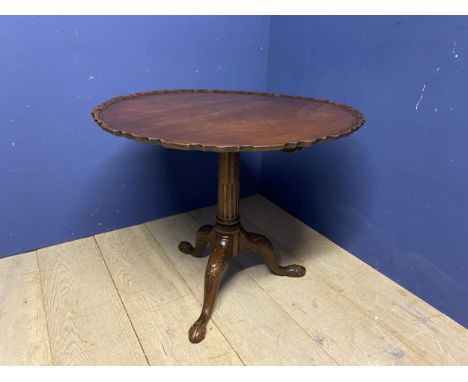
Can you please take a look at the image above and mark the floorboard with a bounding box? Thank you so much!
[191,205,428,365]
[0,251,51,365]
[240,195,468,365]
[146,214,336,366]
[95,225,242,365]
[37,238,147,365]
[0,195,466,365]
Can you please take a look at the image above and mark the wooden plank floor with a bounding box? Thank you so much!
[0,195,467,365]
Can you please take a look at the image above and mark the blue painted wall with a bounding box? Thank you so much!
[0,16,270,257]
[261,16,468,326]
[2,15,466,328]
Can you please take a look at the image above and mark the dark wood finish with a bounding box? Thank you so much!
[92,89,364,153]
[91,89,365,344]
[179,153,305,343]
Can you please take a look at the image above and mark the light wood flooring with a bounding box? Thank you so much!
[0,195,467,365]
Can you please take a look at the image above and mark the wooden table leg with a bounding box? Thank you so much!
[179,152,306,343]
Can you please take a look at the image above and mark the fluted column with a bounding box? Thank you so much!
[216,152,240,226]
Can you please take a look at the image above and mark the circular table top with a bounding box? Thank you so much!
[91,90,365,152]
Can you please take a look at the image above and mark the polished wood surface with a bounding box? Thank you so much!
[92,90,364,152]
[2,196,467,365]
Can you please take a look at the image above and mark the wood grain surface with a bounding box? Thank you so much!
[239,196,468,365]
[0,251,51,365]
[190,204,427,365]
[37,238,147,365]
[146,213,335,365]
[1,196,466,365]
[92,90,364,152]
[95,225,242,365]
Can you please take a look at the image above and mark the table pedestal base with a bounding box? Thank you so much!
[178,153,306,343]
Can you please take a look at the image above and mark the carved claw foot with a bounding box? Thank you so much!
[240,230,306,278]
[178,225,213,257]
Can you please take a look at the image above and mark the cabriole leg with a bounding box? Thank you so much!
[178,225,213,258]
[188,244,229,343]
[240,229,306,277]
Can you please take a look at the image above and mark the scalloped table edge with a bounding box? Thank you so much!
[91,89,366,153]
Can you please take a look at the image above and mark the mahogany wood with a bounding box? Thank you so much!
[92,89,364,153]
[91,89,365,343]
[179,153,305,343]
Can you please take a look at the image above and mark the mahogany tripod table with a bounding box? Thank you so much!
[92,90,365,343]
